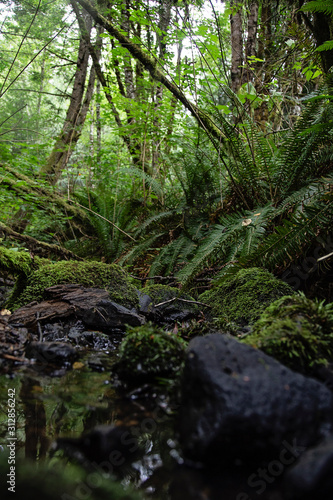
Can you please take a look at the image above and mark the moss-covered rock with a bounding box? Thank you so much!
[113,323,186,383]
[242,292,333,372]
[198,267,294,326]
[7,260,139,311]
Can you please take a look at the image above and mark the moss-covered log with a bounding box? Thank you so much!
[0,225,83,261]
[0,246,34,276]
[6,259,139,311]
[0,164,88,221]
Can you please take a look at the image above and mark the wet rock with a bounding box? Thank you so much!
[178,334,333,466]
[137,291,153,314]
[25,341,78,365]
[80,298,144,330]
[140,284,201,326]
[284,436,333,499]
[9,284,145,334]
[43,322,67,342]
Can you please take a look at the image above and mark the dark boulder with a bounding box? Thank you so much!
[284,436,333,499]
[178,334,333,465]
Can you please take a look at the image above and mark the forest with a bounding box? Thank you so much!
[1,1,333,499]
[0,0,332,291]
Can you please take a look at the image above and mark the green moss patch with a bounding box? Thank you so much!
[113,323,186,383]
[198,267,294,326]
[7,260,139,310]
[242,292,333,372]
[0,246,33,276]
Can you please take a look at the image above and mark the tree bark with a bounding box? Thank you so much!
[39,11,93,184]
[230,0,244,93]
[241,1,258,85]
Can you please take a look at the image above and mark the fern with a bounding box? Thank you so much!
[149,234,196,277]
[245,195,333,270]
[300,1,333,15]
[119,233,165,266]
[117,166,164,199]
[176,205,275,285]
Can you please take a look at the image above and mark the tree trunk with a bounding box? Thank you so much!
[39,11,93,184]
[241,1,258,85]
[230,0,244,93]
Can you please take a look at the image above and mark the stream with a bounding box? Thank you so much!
[0,341,187,500]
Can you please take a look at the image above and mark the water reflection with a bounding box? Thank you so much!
[20,377,48,460]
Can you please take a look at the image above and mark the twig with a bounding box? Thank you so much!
[317,251,333,262]
[0,353,26,363]
[70,200,136,241]
[36,312,43,342]
[154,297,211,308]
[130,275,178,281]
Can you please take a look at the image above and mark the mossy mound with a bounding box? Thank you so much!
[7,260,139,311]
[113,323,186,383]
[198,267,294,326]
[242,292,333,372]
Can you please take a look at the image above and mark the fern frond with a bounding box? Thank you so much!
[134,210,182,238]
[176,205,275,285]
[246,195,333,270]
[118,166,164,198]
[119,233,165,266]
[300,1,333,15]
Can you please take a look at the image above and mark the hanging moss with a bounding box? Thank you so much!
[198,267,294,326]
[113,323,187,383]
[242,292,333,372]
[7,260,139,311]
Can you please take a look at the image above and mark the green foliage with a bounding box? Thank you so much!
[300,1,333,15]
[7,260,139,310]
[243,292,333,372]
[113,323,187,383]
[199,267,294,326]
[176,205,275,285]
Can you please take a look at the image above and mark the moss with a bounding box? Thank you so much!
[7,260,139,311]
[0,246,33,276]
[113,323,187,383]
[198,267,294,326]
[242,292,333,372]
